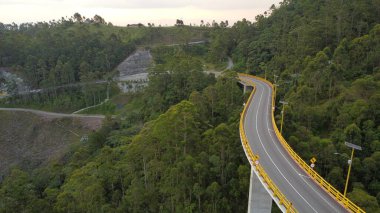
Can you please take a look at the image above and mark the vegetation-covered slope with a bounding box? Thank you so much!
[0,14,211,112]
[0,111,100,177]
[0,44,250,212]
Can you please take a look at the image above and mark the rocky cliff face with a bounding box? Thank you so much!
[117,50,152,81]
[116,50,152,92]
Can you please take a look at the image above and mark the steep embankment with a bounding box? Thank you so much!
[117,50,152,81]
[0,110,102,177]
[116,49,152,93]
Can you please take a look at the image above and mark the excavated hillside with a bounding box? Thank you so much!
[0,111,101,178]
[117,50,152,81]
[116,50,152,92]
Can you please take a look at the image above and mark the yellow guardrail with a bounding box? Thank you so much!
[239,73,365,213]
[239,75,297,213]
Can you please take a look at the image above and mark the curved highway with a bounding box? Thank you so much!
[240,75,348,212]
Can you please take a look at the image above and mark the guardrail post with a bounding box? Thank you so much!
[248,167,273,213]
[286,203,293,213]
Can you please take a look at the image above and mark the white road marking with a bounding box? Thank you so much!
[299,174,311,179]
[248,86,318,213]
[256,80,341,212]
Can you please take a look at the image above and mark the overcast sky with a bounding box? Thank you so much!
[0,0,280,26]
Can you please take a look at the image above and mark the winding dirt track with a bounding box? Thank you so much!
[0,108,105,119]
[0,108,105,130]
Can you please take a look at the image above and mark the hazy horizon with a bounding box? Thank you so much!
[0,0,281,26]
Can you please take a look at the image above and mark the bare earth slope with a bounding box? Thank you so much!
[117,50,152,81]
[0,110,102,177]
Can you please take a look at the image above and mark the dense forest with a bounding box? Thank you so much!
[0,0,379,212]
[0,15,250,212]
[0,18,131,89]
[0,14,210,112]
[0,43,249,212]
[0,14,135,112]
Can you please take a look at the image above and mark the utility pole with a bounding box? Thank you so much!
[106,81,110,100]
[273,74,279,108]
[279,100,288,134]
[259,62,267,80]
[274,74,279,84]
[343,142,362,197]
[273,84,279,109]
[265,70,267,80]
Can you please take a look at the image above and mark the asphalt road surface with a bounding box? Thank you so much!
[240,75,348,213]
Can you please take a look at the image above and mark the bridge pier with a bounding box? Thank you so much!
[238,80,253,94]
[248,167,273,213]
[243,85,252,93]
